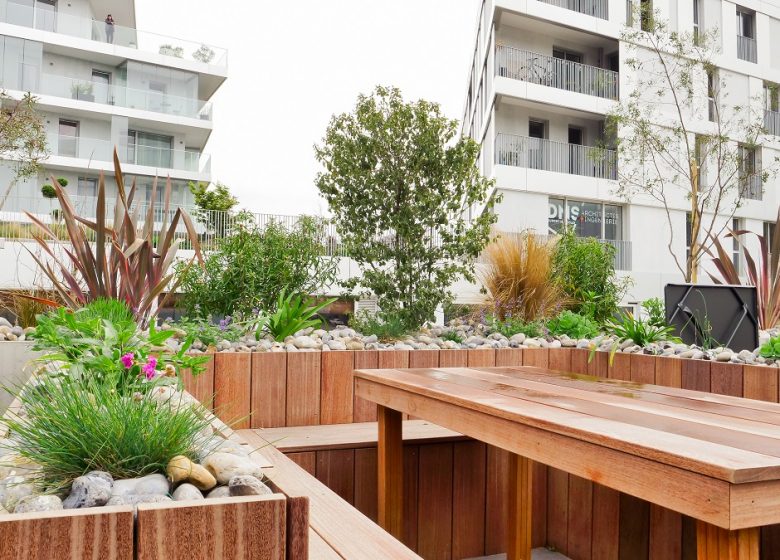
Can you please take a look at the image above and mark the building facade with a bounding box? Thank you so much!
[0,0,226,218]
[461,0,780,306]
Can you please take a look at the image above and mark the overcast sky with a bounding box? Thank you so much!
[135,0,481,215]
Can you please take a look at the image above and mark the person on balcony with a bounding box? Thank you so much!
[105,14,115,43]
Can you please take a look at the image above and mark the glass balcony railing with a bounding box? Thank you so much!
[737,35,757,63]
[0,0,227,67]
[39,73,213,120]
[495,132,617,180]
[49,133,211,174]
[765,109,780,136]
[538,0,609,20]
[495,45,619,100]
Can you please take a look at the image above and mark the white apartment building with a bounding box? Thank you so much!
[0,0,226,217]
[461,0,780,306]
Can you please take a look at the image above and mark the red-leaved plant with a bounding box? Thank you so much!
[24,150,203,327]
[706,208,780,330]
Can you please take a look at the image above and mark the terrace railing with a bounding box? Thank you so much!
[737,35,757,63]
[765,110,780,136]
[0,0,227,67]
[495,45,619,100]
[537,0,609,19]
[495,133,617,180]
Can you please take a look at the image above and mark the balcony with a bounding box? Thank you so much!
[495,45,619,100]
[495,132,617,180]
[49,133,211,175]
[737,35,757,63]
[740,174,762,201]
[765,110,780,136]
[0,0,227,67]
[35,73,213,120]
[537,0,608,20]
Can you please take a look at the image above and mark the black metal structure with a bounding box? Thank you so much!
[665,284,759,352]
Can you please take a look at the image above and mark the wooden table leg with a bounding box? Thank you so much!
[696,521,759,559]
[508,453,533,560]
[378,405,403,539]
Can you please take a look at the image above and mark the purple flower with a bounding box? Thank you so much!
[120,353,134,369]
[142,356,158,380]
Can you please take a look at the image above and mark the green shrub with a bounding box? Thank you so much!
[642,298,666,327]
[56,177,68,187]
[349,311,410,341]
[3,375,213,492]
[176,217,338,318]
[255,290,335,342]
[486,313,543,338]
[40,184,56,198]
[759,336,780,359]
[173,316,244,347]
[605,312,677,346]
[546,310,600,339]
[552,229,629,322]
[441,329,464,344]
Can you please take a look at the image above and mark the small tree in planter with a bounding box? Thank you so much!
[192,44,215,64]
[159,44,184,58]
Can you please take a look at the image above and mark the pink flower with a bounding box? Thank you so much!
[142,356,158,380]
[120,353,134,369]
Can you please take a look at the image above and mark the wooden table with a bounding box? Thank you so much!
[354,365,780,560]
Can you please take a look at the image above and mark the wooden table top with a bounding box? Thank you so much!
[354,365,780,529]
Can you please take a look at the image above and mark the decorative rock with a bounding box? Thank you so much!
[326,340,347,351]
[0,317,11,328]
[715,351,733,362]
[172,483,205,501]
[63,473,112,509]
[228,475,272,497]
[14,495,63,513]
[292,336,319,349]
[201,452,263,485]
[509,333,526,344]
[112,473,169,498]
[0,476,34,510]
[107,494,172,506]
[206,486,231,499]
[167,455,217,491]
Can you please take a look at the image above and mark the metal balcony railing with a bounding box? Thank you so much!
[737,35,757,63]
[495,45,619,100]
[48,134,211,174]
[495,133,617,180]
[740,174,762,201]
[494,233,632,271]
[538,0,608,19]
[765,110,780,136]
[0,0,227,67]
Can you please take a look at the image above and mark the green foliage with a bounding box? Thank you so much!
[759,336,780,360]
[56,177,68,187]
[605,312,677,346]
[486,314,543,339]
[315,85,499,330]
[31,299,209,394]
[642,298,666,328]
[552,229,628,322]
[0,91,47,182]
[255,291,336,342]
[349,311,410,342]
[176,217,338,318]
[40,184,56,198]
[3,375,213,492]
[441,329,464,344]
[188,181,239,237]
[172,316,244,347]
[546,310,600,339]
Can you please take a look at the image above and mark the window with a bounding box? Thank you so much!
[58,119,78,158]
[548,198,623,241]
[765,221,776,264]
[91,70,110,104]
[732,218,743,276]
[693,0,702,42]
[737,7,757,62]
[737,8,754,39]
[640,0,653,32]
[738,144,761,200]
[127,130,173,168]
[765,82,779,112]
[77,177,97,198]
[686,212,693,263]
[707,70,717,121]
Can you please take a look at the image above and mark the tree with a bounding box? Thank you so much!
[188,181,240,237]
[0,91,48,209]
[607,8,774,283]
[315,86,499,329]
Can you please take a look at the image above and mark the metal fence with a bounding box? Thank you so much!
[737,35,757,63]
[495,45,619,100]
[765,110,780,136]
[537,0,608,19]
[495,133,617,180]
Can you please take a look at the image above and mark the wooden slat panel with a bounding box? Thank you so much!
[523,348,549,368]
[378,350,411,369]
[761,525,780,559]
[250,352,287,428]
[567,475,593,560]
[409,350,440,369]
[710,363,744,398]
[354,351,379,422]
[452,441,487,559]
[320,351,355,425]
[591,484,620,560]
[286,352,321,427]
[547,468,569,555]
[507,453,533,560]
[486,445,510,554]
[496,348,524,367]
[378,405,404,540]
[214,353,252,429]
[417,443,454,560]
[649,505,681,560]
[656,357,682,388]
[182,352,215,410]
[403,445,420,552]
[316,449,355,504]
[468,348,496,367]
[532,462,548,549]
[308,528,342,560]
[629,354,656,384]
[593,351,608,378]
[439,349,469,367]
[743,366,779,402]
[696,522,759,560]
[618,494,649,560]
[571,349,589,375]
[609,352,632,381]
[681,516,697,560]
[287,452,316,475]
[548,348,572,372]
[0,507,134,560]
[136,495,286,560]
[681,360,711,392]
[354,448,378,522]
